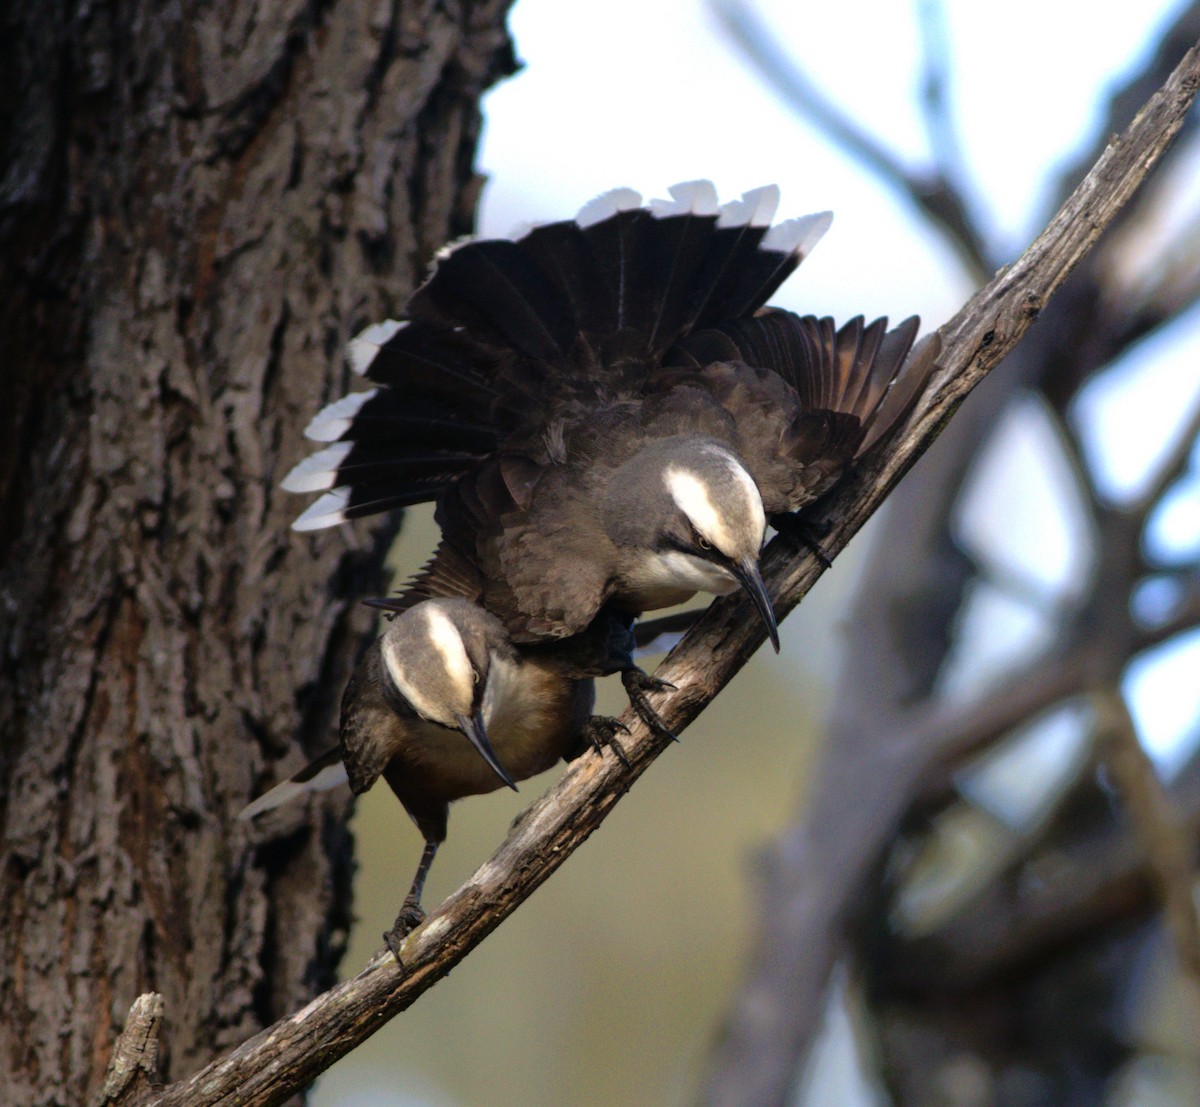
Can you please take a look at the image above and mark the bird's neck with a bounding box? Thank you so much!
[611,548,737,613]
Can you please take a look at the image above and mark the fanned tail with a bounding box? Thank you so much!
[284,181,833,531]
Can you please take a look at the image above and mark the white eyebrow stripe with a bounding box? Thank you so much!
[665,450,766,558]
[423,604,476,703]
[665,466,733,554]
[380,605,475,725]
[719,453,766,544]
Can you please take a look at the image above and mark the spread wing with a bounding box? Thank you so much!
[666,312,939,509]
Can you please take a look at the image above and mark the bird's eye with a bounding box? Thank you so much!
[697,536,712,551]
[472,667,480,684]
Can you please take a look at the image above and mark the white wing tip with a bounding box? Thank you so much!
[281,442,353,493]
[291,488,352,532]
[348,319,406,376]
[303,388,378,442]
[762,210,833,255]
[717,184,781,229]
[649,179,720,218]
[575,187,644,228]
[433,234,476,262]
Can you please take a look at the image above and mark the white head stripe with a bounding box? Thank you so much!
[382,605,475,724]
[665,467,726,550]
[665,452,766,558]
[720,453,767,543]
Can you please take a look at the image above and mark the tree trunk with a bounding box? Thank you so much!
[0,2,514,1102]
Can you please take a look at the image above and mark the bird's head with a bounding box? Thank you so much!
[378,598,519,789]
[605,438,778,649]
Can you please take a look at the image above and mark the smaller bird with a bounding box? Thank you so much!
[241,597,600,958]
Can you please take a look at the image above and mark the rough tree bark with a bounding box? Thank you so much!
[0,2,514,1103]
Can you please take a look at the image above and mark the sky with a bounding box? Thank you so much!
[315,1,1199,1103]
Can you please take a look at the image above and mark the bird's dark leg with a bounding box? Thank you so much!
[621,667,678,743]
[384,838,439,965]
[582,714,633,769]
[772,512,834,569]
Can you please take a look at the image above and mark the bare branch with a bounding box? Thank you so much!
[1095,686,1200,986]
[700,39,1200,1107]
[141,37,1200,1107]
[1135,380,1200,515]
[710,0,995,281]
[1046,1,1200,219]
[887,723,1200,993]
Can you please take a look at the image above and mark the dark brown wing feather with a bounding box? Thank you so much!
[666,311,937,508]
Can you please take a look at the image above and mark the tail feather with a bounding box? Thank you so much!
[240,748,348,820]
[354,327,498,406]
[292,480,463,531]
[304,390,494,449]
[285,181,835,531]
[699,208,831,324]
[287,386,496,529]
[517,218,614,351]
[284,442,486,494]
[412,239,578,364]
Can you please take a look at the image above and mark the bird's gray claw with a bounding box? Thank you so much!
[584,715,633,768]
[383,899,426,965]
[621,668,678,743]
[383,929,406,967]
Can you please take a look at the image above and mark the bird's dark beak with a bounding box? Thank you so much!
[731,557,780,652]
[456,712,518,791]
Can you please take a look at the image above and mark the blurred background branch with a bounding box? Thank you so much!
[701,3,1200,1105]
[711,0,997,283]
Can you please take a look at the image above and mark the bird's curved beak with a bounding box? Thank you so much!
[456,712,518,791]
[731,557,780,652]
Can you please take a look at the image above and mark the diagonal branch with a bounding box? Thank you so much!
[142,37,1200,1107]
[701,37,1200,1107]
[1046,2,1200,219]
